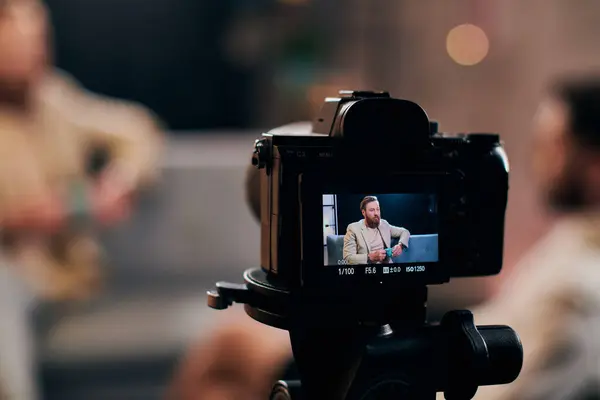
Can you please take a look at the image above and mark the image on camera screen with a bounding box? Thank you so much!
[323,193,439,266]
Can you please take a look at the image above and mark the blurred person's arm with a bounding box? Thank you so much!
[0,70,164,231]
[0,193,65,233]
[50,69,165,221]
[168,306,293,400]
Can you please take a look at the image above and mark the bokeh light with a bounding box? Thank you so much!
[446,24,489,66]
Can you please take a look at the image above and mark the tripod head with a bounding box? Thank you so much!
[208,268,523,400]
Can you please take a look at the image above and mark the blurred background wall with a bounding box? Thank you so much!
[43,0,600,272]
[27,0,600,398]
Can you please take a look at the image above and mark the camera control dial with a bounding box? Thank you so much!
[338,90,390,99]
[467,133,500,147]
[252,138,270,169]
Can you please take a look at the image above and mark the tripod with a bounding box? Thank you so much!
[208,268,523,400]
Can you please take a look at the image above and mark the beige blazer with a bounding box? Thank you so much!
[0,69,164,301]
[343,219,410,265]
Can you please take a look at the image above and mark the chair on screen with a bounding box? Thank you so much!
[325,234,439,265]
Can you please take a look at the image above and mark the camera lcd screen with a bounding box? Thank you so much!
[323,193,439,272]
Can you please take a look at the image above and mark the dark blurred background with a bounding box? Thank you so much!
[44,0,338,130]
[9,0,599,399]
[336,194,437,235]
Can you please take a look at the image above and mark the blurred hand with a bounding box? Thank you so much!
[368,250,386,262]
[91,168,134,226]
[4,192,66,233]
[168,308,293,400]
[392,244,403,258]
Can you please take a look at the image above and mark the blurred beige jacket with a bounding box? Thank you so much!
[439,212,600,400]
[0,69,164,301]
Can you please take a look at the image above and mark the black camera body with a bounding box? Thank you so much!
[253,90,509,297]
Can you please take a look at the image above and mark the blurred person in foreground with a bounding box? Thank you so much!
[463,75,600,400]
[0,0,164,398]
[170,75,600,400]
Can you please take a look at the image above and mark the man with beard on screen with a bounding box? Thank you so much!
[343,195,411,265]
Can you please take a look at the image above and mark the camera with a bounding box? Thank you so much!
[253,90,508,292]
[208,90,522,400]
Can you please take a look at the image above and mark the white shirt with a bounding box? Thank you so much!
[364,225,385,252]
